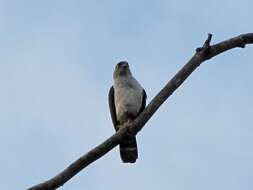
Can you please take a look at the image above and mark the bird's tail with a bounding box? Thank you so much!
[119,135,138,163]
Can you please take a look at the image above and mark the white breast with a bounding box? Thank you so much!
[114,76,143,123]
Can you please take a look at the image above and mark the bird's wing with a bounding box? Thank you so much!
[108,86,119,131]
[137,89,147,116]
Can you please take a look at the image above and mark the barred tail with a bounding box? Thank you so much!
[119,135,138,163]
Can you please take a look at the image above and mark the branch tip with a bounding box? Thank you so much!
[202,33,212,49]
[196,33,213,53]
[205,33,213,46]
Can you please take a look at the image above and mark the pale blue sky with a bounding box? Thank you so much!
[0,1,253,190]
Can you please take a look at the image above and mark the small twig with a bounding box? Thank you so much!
[204,33,213,47]
[196,33,213,53]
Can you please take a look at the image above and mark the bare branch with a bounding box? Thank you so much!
[27,33,253,190]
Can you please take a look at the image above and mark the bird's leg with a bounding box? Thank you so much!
[124,119,135,137]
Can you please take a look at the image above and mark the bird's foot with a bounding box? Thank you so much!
[123,119,134,137]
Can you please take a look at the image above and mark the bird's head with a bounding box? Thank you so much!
[113,61,132,79]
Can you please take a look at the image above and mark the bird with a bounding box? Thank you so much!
[108,61,146,163]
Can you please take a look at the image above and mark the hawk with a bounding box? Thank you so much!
[108,61,146,163]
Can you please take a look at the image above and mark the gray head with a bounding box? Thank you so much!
[113,61,132,79]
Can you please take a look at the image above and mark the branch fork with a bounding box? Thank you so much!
[196,33,212,54]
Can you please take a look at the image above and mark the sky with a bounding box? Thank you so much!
[0,0,253,190]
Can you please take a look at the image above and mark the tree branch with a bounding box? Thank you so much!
[27,33,253,190]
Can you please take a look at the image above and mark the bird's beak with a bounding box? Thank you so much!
[122,62,129,69]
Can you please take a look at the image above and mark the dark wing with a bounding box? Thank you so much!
[108,86,119,131]
[137,89,147,116]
